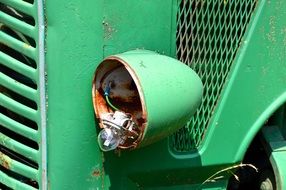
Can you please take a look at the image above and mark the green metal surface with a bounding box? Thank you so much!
[201,0,286,164]
[101,0,286,188]
[43,0,286,189]
[45,1,104,189]
[45,0,177,189]
[102,1,177,57]
[0,0,44,189]
[172,0,258,152]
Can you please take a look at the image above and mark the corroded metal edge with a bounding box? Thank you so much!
[37,0,47,189]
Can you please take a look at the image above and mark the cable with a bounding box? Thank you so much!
[104,82,120,111]
[105,95,119,111]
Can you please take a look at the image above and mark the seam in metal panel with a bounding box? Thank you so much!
[36,0,47,189]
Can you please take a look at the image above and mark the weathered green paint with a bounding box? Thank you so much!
[0,0,44,189]
[100,0,286,188]
[201,0,286,164]
[102,1,177,57]
[43,0,286,189]
[45,1,104,189]
[45,0,177,189]
[0,152,12,170]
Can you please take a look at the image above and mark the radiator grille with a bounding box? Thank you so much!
[0,0,42,189]
[171,0,258,152]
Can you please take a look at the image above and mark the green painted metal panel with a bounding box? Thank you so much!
[45,0,177,189]
[201,0,286,164]
[0,0,44,189]
[43,0,286,189]
[96,0,286,188]
[102,0,177,57]
[45,0,104,189]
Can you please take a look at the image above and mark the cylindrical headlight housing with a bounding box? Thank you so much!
[92,50,203,151]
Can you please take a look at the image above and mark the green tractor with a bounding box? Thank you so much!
[0,0,285,189]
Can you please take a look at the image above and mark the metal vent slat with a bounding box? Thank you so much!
[0,52,36,80]
[1,0,42,188]
[0,31,36,59]
[0,0,35,17]
[0,113,38,141]
[0,133,38,162]
[0,93,37,121]
[0,73,37,100]
[0,170,37,190]
[0,152,38,181]
[0,11,35,38]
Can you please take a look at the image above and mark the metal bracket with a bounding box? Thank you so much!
[261,126,286,190]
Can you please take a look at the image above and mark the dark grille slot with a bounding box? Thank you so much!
[23,0,35,4]
[0,85,37,110]
[0,122,39,150]
[0,165,39,189]
[0,106,38,131]
[1,64,37,89]
[171,0,258,152]
[0,145,38,169]
[2,25,36,48]
[1,37,37,69]
[0,3,35,26]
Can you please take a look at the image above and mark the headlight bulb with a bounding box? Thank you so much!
[97,128,121,151]
[97,111,139,151]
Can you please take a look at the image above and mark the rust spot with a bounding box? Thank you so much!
[0,152,11,169]
[92,169,101,177]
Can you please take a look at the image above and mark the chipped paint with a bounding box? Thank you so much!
[0,133,9,145]
[0,152,12,169]
[266,16,277,43]
[23,43,32,49]
[103,20,116,40]
[92,169,101,177]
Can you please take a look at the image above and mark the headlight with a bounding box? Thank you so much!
[92,50,203,151]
